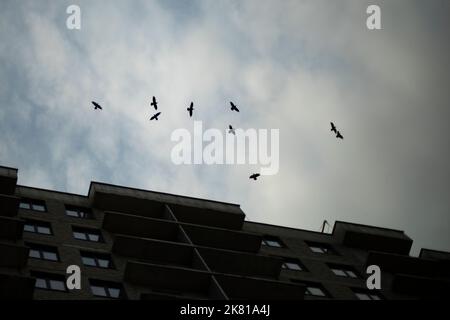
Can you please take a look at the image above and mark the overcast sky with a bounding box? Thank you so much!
[1,0,449,255]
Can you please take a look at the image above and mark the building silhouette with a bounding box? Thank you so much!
[1,165,449,300]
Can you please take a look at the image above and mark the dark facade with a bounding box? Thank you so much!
[1,165,449,300]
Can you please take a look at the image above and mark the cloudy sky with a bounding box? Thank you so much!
[1,0,449,255]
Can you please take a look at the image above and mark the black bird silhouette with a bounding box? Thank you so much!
[230,101,240,112]
[336,131,343,139]
[91,101,102,110]
[228,125,236,135]
[330,122,337,133]
[150,112,161,121]
[187,102,194,117]
[151,96,158,110]
[249,173,260,180]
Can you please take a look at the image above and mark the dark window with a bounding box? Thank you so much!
[89,280,125,299]
[31,271,66,292]
[27,243,59,261]
[81,251,114,269]
[23,219,52,235]
[281,258,306,271]
[261,236,285,248]
[65,205,93,219]
[72,226,103,242]
[292,280,330,297]
[19,198,46,212]
[305,284,328,297]
[329,264,358,278]
[306,241,337,255]
[353,289,383,300]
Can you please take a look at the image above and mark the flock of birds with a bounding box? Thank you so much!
[91,99,344,182]
[330,121,344,139]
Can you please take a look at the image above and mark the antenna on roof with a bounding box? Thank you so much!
[321,220,330,233]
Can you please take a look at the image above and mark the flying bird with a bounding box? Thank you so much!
[151,96,158,110]
[330,122,337,133]
[336,131,343,139]
[91,101,102,110]
[230,101,240,112]
[187,102,194,117]
[249,173,260,180]
[228,125,235,135]
[150,112,161,121]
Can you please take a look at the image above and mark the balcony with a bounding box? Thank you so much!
[182,223,262,253]
[124,261,215,297]
[113,235,196,268]
[198,247,282,279]
[0,273,35,299]
[170,204,244,230]
[90,184,166,218]
[0,194,19,217]
[0,166,18,195]
[0,216,23,240]
[103,212,180,241]
[419,249,450,261]
[89,182,245,231]
[366,251,450,278]
[0,242,29,268]
[333,221,413,255]
[215,274,305,300]
[392,273,450,298]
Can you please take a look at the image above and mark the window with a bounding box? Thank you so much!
[65,205,93,219]
[27,243,59,261]
[19,198,46,212]
[89,280,125,299]
[306,285,328,297]
[72,226,103,242]
[353,289,383,300]
[291,280,330,298]
[261,236,285,248]
[23,219,52,235]
[306,241,337,255]
[282,258,306,271]
[81,251,113,269]
[31,272,66,292]
[329,264,358,278]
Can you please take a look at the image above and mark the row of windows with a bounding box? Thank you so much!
[280,256,359,280]
[31,269,379,300]
[290,279,383,300]
[262,236,337,255]
[29,267,380,301]
[27,242,113,268]
[19,198,93,219]
[19,199,46,212]
[24,219,103,242]
[32,272,125,298]
[263,236,361,280]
